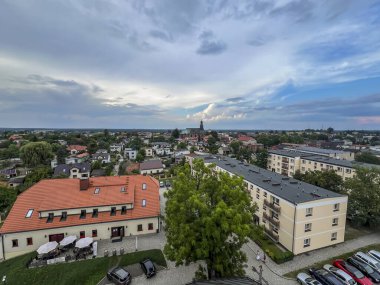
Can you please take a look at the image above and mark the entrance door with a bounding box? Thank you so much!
[49,233,64,242]
[111,227,124,237]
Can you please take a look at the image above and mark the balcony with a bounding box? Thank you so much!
[264,199,281,214]
[263,212,280,228]
[281,157,289,163]
[264,227,279,242]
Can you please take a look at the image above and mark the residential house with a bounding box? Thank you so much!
[145,148,153,157]
[0,175,160,260]
[92,151,111,164]
[66,145,87,155]
[202,156,348,255]
[218,146,231,156]
[124,148,137,160]
[140,160,164,175]
[110,144,123,153]
[7,176,25,188]
[0,169,17,179]
[65,152,89,165]
[53,163,91,179]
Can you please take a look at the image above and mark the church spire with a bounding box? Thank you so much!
[200,120,204,131]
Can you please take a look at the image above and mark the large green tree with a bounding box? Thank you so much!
[253,149,268,169]
[293,169,343,193]
[344,167,380,228]
[20,142,54,167]
[171,128,180,139]
[0,186,17,219]
[355,152,380,165]
[164,159,257,278]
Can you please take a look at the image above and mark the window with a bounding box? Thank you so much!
[304,238,311,248]
[27,237,33,246]
[272,226,278,234]
[301,167,305,171]
[92,230,97,237]
[305,223,312,232]
[302,160,305,164]
[148,223,154,230]
[306,208,313,217]
[256,194,260,199]
[263,205,267,211]
[120,187,126,192]
[92,209,98,218]
[137,224,143,232]
[331,232,337,241]
[121,206,127,215]
[346,169,351,174]
[272,197,279,205]
[272,212,279,220]
[332,218,339,226]
[142,199,146,207]
[25,209,34,218]
[12,239,18,247]
[142,183,147,190]
[256,188,260,194]
[333,203,340,212]
[320,163,324,167]
[80,231,85,238]
[111,207,116,216]
[73,175,77,178]
[94,188,100,194]
[47,213,54,223]
[60,211,67,221]
[80,210,86,219]
[263,192,267,198]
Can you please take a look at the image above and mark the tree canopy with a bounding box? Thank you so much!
[20,142,54,167]
[253,149,268,169]
[343,167,380,228]
[171,128,180,139]
[355,152,380,165]
[164,159,257,278]
[293,169,343,193]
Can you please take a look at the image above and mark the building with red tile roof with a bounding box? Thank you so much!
[66,145,87,155]
[0,175,160,260]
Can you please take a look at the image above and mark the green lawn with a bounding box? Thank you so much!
[345,223,377,241]
[0,249,166,285]
[284,244,380,278]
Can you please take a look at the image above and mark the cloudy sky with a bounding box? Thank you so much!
[1,0,380,130]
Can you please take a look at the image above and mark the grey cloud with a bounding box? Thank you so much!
[196,30,227,55]
[149,30,173,42]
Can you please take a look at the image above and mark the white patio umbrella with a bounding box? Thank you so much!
[75,237,93,249]
[37,241,58,255]
[59,235,77,247]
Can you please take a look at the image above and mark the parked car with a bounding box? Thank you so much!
[165,180,171,187]
[297,272,323,285]
[333,259,373,285]
[107,267,131,285]
[140,259,156,278]
[368,251,380,263]
[159,181,164,187]
[323,264,358,285]
[309,268,346,285]
[348,257,380,284]
[354,252,380,273]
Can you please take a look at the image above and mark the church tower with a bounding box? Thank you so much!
[200,120,204,131]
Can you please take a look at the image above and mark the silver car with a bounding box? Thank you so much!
[297,272,323,285]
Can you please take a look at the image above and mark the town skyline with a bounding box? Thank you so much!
[1,1,380,129]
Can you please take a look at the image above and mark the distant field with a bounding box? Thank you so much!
[0,249,166,285]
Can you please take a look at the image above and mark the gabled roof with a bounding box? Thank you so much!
[0,175,160,234]
[140,160,164,170]
[54,162,91,176]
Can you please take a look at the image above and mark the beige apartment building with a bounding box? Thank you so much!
[268,149,380,180]
[0,175,160,260]
[203,156,348,255]
[283,146,355,161]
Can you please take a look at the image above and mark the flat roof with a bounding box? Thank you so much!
[204,156,345,204]
[290,146,350,155]
[269,149,313,158]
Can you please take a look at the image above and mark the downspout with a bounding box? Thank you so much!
[1,234,5,260]
[292,204,297,253]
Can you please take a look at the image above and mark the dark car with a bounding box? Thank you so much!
[348,257,380,284]
[140,259,156,278]
[107,267,131,285]
[165,181,171,187]
[333,259,373,285]
[309,268,346,285]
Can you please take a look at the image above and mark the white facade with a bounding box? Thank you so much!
[145,148,153,157]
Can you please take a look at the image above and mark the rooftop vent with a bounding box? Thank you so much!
[289,181,298,184]
[281,177,290,180]
[272,183,281,186]
[263,179,271,182]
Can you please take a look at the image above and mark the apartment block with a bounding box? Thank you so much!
[268,149,380,180]
[0,175,160,260]
[283,146,355,161]
[203,156,348,255]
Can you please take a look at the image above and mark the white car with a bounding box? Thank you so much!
[323,264,357,285]
[296,272,323,285]
[368,250,380,262]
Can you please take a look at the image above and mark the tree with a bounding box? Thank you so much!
[293,169,343,193]
[344,167,380,227]
[171,128,180,139]
[164,159,257,278]
[355,152,380,165]
[56,146,68,164]
[207,137,218,154]
[177,142,187,150]
[0,186,17,219]
[327,127,334,134]
[92,160,102,170]
[230,141,242,155]
[20,142,54,167]
[190,146,196,153]
[20,166,52,192]
[136,153,144,163]
[253,149,268,168]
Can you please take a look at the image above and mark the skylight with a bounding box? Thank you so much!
[25,209,34,218]
[94,187,100,194]
[121,187,126,192]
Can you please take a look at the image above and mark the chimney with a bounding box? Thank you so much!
[80,178,89,190]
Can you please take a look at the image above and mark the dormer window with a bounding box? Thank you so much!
[80,210,86,219]
[121,206,127,215]
[25,209,34,218]
[61,211,67,221]
[92,209,98,218]
[47,213,54,223]
[111,207,116,216]
[142,183,147,190]
[94,188,100,194]
[121,187,126,192]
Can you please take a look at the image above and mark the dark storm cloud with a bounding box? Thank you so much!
[196,30,227,55]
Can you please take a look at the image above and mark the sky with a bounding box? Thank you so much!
[1,0,380,130]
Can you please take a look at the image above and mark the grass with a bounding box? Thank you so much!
[0,249,166,285]
[284,243,380,278]
[345,223,377,241]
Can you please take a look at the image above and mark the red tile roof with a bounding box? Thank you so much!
[67,145,87,151]
[0,175,160,234]
[238,135,254,142]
